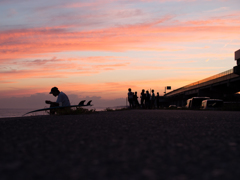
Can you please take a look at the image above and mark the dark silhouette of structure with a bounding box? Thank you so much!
[164,49,240,107]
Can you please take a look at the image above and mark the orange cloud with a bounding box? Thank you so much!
[0,66,227,99]
[1,12,240,63]
[0,57,130,82]
[1,4,240,100]
[1,52,222,83]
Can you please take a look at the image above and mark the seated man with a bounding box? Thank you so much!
[45,87,70,114]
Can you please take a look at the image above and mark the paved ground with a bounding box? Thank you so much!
[1,110,240,180]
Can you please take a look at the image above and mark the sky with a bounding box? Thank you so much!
[1,0,240,108]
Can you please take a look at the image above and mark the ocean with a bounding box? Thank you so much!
[0,108,40,118]
[0,108,48,118]
[0,106,127,118]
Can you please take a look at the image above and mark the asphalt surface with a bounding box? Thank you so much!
[1,109,240,180]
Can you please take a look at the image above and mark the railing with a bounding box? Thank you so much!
[165,69,235,97]
[185,69,233,88]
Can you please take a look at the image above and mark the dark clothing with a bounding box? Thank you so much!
[156,95,160,108]
[133,94,140,108]
[151,93,155,108]
[141,92,146,108]
[128,98,133,108]
[49,104,71,115]
[50,103,59,115]
[128,91,134,108]
[145,93,150,109]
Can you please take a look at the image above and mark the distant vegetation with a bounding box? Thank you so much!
[50,107,96,115]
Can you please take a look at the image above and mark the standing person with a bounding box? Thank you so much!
[145,90,150,109]
[45,87,70,114]
[133,92,140,108]
[140,89,146,108]
[151,89,155,108]
[128,88,134,108]
[156,92,160,109]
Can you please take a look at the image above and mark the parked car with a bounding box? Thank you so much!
[168,105,177,109]
[186,97,210,109]
[200,99,223,110]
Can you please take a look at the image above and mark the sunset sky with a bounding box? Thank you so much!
[1,0,240,108]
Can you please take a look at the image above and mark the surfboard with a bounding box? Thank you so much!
[23,100,92,116]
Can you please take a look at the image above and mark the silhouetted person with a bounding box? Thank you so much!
[145,90,150,109]
[128,88,134,108]
[141,89,146,108]
[45,87,70,114]
[156,92,160,109]
[151,89,155,108]
[133,92,140,108]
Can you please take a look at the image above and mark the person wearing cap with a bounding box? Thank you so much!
[45,87,70,114]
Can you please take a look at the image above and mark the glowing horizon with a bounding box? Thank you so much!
[1,0,240,104]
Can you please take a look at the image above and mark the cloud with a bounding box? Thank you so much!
[0,65,226,102]
[1,0,240,102]
[0,48,231,83]
[77,56,129,63]
[205,7,230,13]
[0,55,131,81]
[0,80,17,84]
[7,9,17,17]
[1,13,239,62]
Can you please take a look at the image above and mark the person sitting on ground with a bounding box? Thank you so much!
[45,87,70,114]
[128,88,134,108]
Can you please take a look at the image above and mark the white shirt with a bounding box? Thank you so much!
[56,92,70,106]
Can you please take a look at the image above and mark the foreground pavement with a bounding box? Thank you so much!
[1,110,240,180]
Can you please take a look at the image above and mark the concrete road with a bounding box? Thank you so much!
[1,110,240,180]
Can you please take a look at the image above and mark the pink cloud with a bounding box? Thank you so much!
[0,66,226,99]
[0,57,130,81]
[0,80,17,84]
[1,13,239,63]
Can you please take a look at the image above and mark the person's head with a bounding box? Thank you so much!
[128,88,131,92]
[146,90,149,94]
[157,92,159,95]
[142,89,145,92]
[49,87,60,97]
[135,92,137,95]
[152,89,154,93]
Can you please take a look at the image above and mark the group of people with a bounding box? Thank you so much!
[45,86,161,115]
[128,88,160,109]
